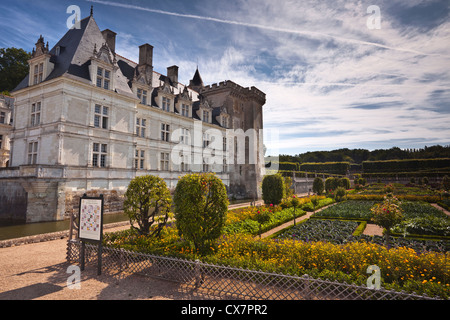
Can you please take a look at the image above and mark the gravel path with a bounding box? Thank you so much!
[0,225,196,300]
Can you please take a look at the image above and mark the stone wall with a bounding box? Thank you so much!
[0,181,27,222]
[64,189,126,219]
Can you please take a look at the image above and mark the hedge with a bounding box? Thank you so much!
[300,162,350,175]
[362,158,450,173]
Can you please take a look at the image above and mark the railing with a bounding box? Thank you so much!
[66,240,440,300]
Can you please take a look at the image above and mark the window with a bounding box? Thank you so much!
[203,133,211,148]
[161,123,170,142]
[180,154,189,172]
[33,63,44,85]
[0,135,3,149]
[31,102,41,126]
[181,104,189,117]
[203,159,210,173]
[180,128,189,145]
[136,118,146,138]
[0,112,5,124]
[28,142,38,165]
[39,63,44,83]
[93,143,107,168]
[202,110,209,123]
[135,149,145,170]
[223,137,227,152]
[223,158,228,173]
[94,105,109,129]
[33,65,38,85]
[137,89,148,105]
[96,67,110,90]
[162,97,171,111]
[222,116,229,128]
[160,152,169,171]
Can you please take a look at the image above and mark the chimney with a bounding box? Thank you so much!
[102,29,117,53]
[167,65,179,85]
[139,44,153,66]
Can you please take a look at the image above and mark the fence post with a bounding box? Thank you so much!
[301,274,312,299]
[194,259,202,289]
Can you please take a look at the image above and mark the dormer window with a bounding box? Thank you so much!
[28,35,54,87]
[96,67,110,90]
[222,116,229,128]
[137,89,148,105]
[162,97,171,111]
[33,63,44,85]
[55,46,61,56]
[181,104,189,117]
[202,110,210,123]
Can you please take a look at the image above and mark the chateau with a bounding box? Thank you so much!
[0,11,266,223]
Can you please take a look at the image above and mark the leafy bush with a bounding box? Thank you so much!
[262,174,285,205]
[312,177,324,195]
[173,173,228,254]
[325,177,338,192]
[335,187,347,202]
[123,175,172,237]
[443,175,450,191]
[339,177,351,189]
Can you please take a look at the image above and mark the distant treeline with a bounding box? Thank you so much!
[278,145,450,164]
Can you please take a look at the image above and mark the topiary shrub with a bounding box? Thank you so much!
[313,177,324,195]
[173,173,229,254]
[335,187,347,202]
[123,175,172,237]
[442,175,450,191]
[339,177,351,190]
[262,174,285,205]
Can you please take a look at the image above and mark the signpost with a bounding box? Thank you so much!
[78,194,104,275]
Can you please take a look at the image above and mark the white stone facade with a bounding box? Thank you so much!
[0,13,265,223]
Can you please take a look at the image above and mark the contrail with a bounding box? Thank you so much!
[87,0,448,58]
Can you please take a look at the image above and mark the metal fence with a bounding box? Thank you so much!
[66,240,441,300]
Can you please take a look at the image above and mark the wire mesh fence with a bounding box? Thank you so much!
[66,240,440,300]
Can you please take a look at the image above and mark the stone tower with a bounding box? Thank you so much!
[190,70,266,199]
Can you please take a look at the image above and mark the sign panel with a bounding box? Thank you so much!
[78,197,103,242]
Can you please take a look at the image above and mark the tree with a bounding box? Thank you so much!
[312,177,324,195]
[255,208,271,239]
[370,194,403,249]
[283,176,294,199]
[173,173,228,254]
[0,48,31,92]
[262,174,285,205]
[310,195,320,213]
[291,195,300,226]
[123,175,173,237]
[442,175,450,191]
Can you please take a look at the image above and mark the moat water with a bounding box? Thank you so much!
[0,213,129,241]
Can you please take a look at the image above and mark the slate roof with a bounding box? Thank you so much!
[12,14,229,128]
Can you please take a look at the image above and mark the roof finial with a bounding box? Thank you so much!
[90,5,94,17]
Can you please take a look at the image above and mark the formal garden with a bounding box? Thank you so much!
[101,173,450,299]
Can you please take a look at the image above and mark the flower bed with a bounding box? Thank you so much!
[312,200,377,220]
[103,228,450,298]
[277,219,361,244]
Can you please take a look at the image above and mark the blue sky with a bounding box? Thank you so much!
[1,0,449,156]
